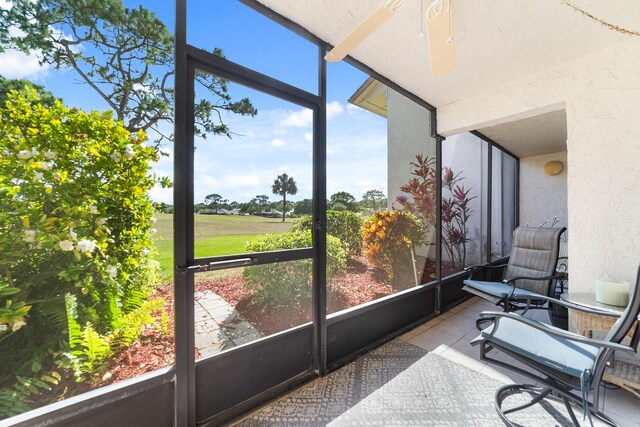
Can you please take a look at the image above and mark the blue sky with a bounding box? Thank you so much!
[0,0,388,205]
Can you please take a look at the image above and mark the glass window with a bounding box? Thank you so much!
[187,0,318,94]
[325,61,437,316]
[441,133,489,276]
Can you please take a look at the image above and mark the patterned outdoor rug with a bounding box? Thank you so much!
[234,339,605,426]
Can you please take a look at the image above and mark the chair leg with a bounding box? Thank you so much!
[561,395,581,426]
[495,383,620,427]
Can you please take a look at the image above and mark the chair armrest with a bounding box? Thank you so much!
[463,264,507,271]
[464,264,508,279]
[503,274,560,285]
[479,311,634,353]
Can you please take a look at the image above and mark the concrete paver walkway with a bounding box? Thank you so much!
[194,290,262,358]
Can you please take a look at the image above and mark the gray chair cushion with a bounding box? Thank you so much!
[463,280,545,299]
[503,227,564,296]
[480,317,598,378]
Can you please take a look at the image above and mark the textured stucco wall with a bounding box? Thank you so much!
[519,152,568,230]
[386,88,437,256]
[387,88,436,211]
[437,39,640,289]
[441,133,488,265]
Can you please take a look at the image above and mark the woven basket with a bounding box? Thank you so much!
[604,360,640,399]
[569,311,636,339]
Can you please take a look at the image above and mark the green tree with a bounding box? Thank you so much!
[204,193,223,213]
[0,76,58,106]
[1,0,257,144]
[329,191,359,212]
[271,174,298,222]
[362,189,386,212]
[294,198,313,215]
[255,194,270,213]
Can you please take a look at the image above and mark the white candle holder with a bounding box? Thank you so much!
[595,279,630,307]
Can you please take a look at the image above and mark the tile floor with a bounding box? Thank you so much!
[399,297,640,427]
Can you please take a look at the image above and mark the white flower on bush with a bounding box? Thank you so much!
[88,204,99,215]
[110,151,121,162]
[58,239,75,251]
[123,145,135,160]
[97,217,108,226]
[44,150,58,160]
[12,320,27,332]
[22,229,36,243]
[0,324,7,332]
[69,230,77,240]
[32,172,44,183]
[76,239,97,253]
[18,148,38,160]
[141,249,150,256]
[40,161,53,171]
[105,265,118,278]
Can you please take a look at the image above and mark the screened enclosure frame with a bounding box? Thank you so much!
[1,1,518,426]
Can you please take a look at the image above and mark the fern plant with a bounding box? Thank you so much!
[109,298,165,349]
[0,366,61,418]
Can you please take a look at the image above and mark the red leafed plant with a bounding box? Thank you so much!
[396,154,475,268]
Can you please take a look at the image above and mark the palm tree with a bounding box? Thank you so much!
[271,173,298,222]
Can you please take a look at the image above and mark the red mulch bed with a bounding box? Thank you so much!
[31,256,450,407]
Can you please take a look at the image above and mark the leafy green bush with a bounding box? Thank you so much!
[293,210,363,256]
[0,88,164,391]
[243,231,346,306]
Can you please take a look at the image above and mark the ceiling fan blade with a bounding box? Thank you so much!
[425,0,455,76]
[325,0,407,62]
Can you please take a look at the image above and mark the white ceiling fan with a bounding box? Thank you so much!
[324,0,455,76]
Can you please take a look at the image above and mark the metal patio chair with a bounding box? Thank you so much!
[471,264,640,426]
[462,226,566,329]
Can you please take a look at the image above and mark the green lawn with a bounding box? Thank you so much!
[153,213,295,277]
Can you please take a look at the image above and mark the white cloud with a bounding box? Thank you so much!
[304,132,313,143]
[327,101,344,119]
[0,23,79,81]
[279,108,313,128]
[226,175,260,188]
[355,180,375,190]
[271,138,286,147]
[149,185,173,204]
[0,49,49,80]
[346,104,365,115]
[326,145,342,155]
[327,179,341,191]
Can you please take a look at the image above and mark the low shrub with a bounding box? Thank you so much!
[293,210,363,256]
[243,231,346,306]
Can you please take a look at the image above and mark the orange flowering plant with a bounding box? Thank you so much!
[362,210,424,288]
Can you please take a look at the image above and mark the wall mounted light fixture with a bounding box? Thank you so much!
[544,160,564,176]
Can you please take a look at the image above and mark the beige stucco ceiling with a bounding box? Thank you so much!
[256,0,640,108]
[477,110,567,158]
